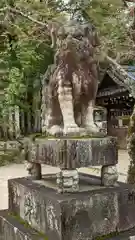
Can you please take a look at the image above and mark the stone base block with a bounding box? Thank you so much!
[27,136,118,168]
[8,174,135,240]
[101,165,118,186]
[0,210,46,240]
[1,211,135,240]
[56,169,79,193]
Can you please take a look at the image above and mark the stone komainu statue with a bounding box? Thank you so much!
[42,19,100,136]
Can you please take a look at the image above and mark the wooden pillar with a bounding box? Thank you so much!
[107,107,111,133]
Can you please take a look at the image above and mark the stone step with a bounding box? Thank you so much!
[8,174,135,240]
[0,210,46,240]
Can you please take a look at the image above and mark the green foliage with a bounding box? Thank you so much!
[66,0,134,62]
[4,67,26,106]
[86,0,133,59]
[0,0,133,116]
[0,0,59,115]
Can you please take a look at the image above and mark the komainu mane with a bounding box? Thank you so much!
[42,18,101,136]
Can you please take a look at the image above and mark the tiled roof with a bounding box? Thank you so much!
[98,57,135,98]
[127,66,135,81]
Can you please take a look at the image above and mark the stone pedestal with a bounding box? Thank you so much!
[101,165,118,186]
[0,175,134,240]
[26,162,42,180]
[25,136,118,192]
[56,169,79,193]
[1,172,135,239]
[1,135,134,240]
[27,136,118,168]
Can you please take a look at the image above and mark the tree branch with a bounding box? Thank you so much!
[122,0,129,7]
[125,0,135,2]
[123,0,135,8]
[0,6,48,28]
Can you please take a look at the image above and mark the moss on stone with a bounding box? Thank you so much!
[94,231,119,239]
[30,134,106,141]
[26,132,106,141]
[8,212,48,239]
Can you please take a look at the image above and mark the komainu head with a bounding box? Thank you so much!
[53,19,99,67]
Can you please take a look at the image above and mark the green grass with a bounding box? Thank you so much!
[9,212,48,239]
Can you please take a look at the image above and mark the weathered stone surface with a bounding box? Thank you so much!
[56,169,79,193]
[8,175,135,240]
[26,162,42,180]
[0,210,46,240]
[118,186,135,232]
[8,178,62,240]
[42,15,100,137]
[101,165,118,186]
[80,174,135,233]
[1,208,135,240]
[27,136,118,168]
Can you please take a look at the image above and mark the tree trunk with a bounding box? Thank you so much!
[127,104,135,183]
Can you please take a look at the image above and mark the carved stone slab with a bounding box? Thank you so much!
[8,176,135,240]
[27,136,118,168]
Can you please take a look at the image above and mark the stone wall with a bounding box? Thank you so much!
[0,140,26,166]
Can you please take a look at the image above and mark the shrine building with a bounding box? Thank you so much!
[96,57,135,149]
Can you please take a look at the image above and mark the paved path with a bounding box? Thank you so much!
[0,150,130,210]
